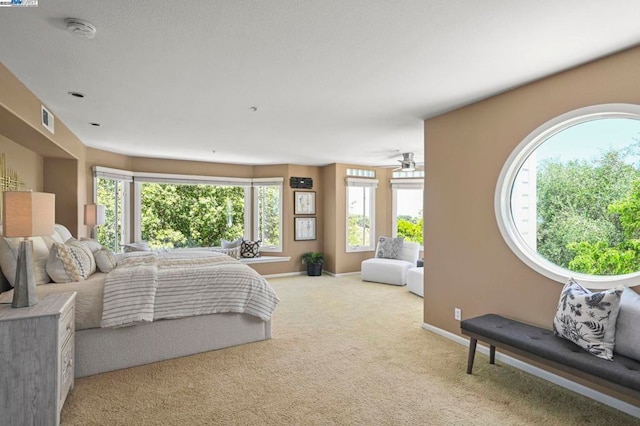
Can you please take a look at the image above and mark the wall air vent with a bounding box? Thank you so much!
[41,105,54,134]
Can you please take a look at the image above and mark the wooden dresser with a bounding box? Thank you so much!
[0,292,76,426]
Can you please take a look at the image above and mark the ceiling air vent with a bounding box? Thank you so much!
[65,18,97,40]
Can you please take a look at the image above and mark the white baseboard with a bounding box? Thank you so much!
[324,271,361,277]
[262,271,305,279]
[422,322,640,419]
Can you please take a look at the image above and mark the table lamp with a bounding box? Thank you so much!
[3,191,55,308]
[84,203,105,238]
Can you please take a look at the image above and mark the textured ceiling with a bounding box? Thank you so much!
[0,1,639,167]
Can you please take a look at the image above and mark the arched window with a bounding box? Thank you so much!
[495,104,640,289]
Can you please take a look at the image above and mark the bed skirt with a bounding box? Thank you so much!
[75,313,272,377]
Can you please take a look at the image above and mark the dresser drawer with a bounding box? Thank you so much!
[59,304,75,347]
[59,336,74,408]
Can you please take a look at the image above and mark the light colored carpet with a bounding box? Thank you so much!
[62,274,638,425]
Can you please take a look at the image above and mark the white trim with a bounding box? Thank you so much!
[133,182,142,243]
[93,166,134,182]
[252,177,284,186]
[133,171,252,186]
[345,177,379,188]
[390,178,423,190]
[262,271,306,278]
[324,271,362,277]
[421,322,640,419]
[495,103,640,290]
[238,256,290,264]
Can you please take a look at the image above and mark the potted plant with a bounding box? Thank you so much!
[301,252,324,276]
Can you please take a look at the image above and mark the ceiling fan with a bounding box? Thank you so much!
[393,152,416,172]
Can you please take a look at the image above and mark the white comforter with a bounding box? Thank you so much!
[101,250,279,328]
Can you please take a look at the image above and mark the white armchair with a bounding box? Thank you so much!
[361,241,420,286]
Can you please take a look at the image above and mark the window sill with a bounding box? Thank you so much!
[238,256,291,264]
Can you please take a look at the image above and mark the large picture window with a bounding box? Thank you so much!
[496,104,640,289]
[346,178,377,251]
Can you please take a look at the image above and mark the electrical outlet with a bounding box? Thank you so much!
[454,308,461,321]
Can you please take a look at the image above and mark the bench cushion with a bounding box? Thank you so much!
[461,314,640,392]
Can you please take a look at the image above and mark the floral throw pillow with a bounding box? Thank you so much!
[375,236,404,260]
[552,278,623,360]
[240,239,261,258]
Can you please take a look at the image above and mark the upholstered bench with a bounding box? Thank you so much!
[461,314,640,401]
[406,267,423,297]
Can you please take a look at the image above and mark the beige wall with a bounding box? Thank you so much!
[0,134,43,191]
[424,46,640,337]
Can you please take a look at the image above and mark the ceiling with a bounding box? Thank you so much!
[1,1,639,168]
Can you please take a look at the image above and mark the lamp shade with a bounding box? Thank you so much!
[3,191,55,238]
[84,204,106,226]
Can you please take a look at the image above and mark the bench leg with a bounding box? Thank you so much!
[466,338,477,374]
[490,345,496,365]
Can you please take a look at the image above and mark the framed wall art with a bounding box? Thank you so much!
[294,191,316,215]
[294,217,316,241]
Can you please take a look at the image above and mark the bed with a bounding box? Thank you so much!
[0,225,279,377]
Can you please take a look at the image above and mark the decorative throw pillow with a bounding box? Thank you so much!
[123,241,151,253]
[94,249,118,273]
[375,236,404,259]
[240,239,261,258]
[614,287,640,362]
[47,241,95,283]
[552,278,623,360]
[222,237,243,249]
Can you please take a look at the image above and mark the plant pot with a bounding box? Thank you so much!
[307,263,323,276]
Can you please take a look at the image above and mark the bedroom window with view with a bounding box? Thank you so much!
[137,181,249,249]
[94,168,132,252]
[496,104,640,289]
[346,178,377,251]
[391,178,424,247]
[253,179,283,251]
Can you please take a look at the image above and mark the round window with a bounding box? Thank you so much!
[495,104,640,289]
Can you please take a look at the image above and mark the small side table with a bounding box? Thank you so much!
[0,292,76,426]
[417,259,424,267]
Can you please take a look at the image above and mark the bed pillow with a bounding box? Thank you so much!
[94,249,118,273]
[0,234,63,287]
[222,238,242,249]
[123,241,151,252]
[552,278,623,360]
[47,240,95,283]
[240,239,261,258]
[375,236,404,259]
[79,237,103,253]
[614,287,640,361]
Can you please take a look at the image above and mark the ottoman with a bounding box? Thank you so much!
[406,267,424,297]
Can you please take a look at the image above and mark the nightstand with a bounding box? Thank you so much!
[0,292,76,426]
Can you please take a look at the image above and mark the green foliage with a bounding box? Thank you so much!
[348,214,371,247]
[397,217,423,245]
[140,183,245,249]
[301,252,324,264]
[256,186,280,247]
[536,148,640,275]
[96,177,123,252]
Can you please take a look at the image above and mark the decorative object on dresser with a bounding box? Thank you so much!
[0,292,76,426]
[83,203,105,239]
[3,191,55,308]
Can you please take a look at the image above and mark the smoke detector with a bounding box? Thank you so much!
[65,18,97,40]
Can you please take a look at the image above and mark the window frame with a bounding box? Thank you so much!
[93,166,133,252]
[346,177,377,252]
[495,103,640,289]
[391,178,424,250]
[253,178,284,252]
